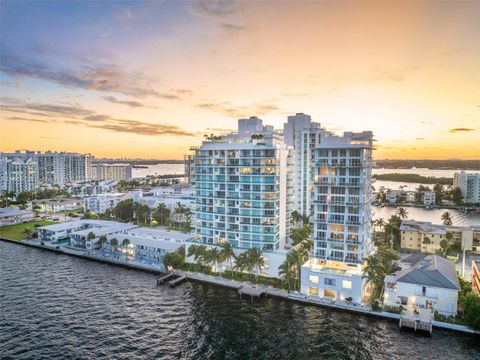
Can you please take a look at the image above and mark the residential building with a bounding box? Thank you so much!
[383,254,460,316]
[66,180,118,197]
[184,154,194,184]
[400,220,479,252]
[386,191,397,204]
[301,129,374,303]
[472,260,480,295]
[36,198,83,213]
[454,171,480,204]
[1,150,93,187]
[422,191,436,206]
[2,156,38,195]
[283,113,322,216]
[138,187,195,212]
[104,227,191,265]
[83,193,132,214]
[91,163,132,181]
[0,207,34,226]
[191,117,294,252]
[37,220,136,248]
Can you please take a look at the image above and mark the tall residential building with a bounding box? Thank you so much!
[191,117,294,251]
[454,171,480,204]
[91,163,132,181]
[3,157,39,195]
[283,113,325,216]
[0,150,93,187]
[301,130,374,303]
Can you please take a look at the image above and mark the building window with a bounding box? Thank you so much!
[324,289,336,298]
[399,296,408,305]
[309,275,319,284]
[309,287,319,296]
[342,280,352,289]
[324,278,336,286]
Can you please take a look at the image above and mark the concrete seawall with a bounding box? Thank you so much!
[1,237,479,336]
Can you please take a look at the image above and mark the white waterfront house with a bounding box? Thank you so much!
[383,254,460,316]
[454,171,480,204]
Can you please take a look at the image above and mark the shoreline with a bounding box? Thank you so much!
[1,237,478,337]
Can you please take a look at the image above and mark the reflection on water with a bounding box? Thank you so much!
[1,241,479,360]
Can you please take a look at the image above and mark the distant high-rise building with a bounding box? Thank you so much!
[91,163,132,181]
[2,156,39,195]
[0,150,93,187]
[454,171,480,204]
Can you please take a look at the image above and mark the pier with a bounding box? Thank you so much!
[238,285,266,301]
[157,273,176,285]
[399,315,433,334]
[168,274,187,287]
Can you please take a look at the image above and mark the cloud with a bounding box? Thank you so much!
[415,137,425,140]
[188,0,239,17]
[206,127,236,133]
[0,51,186,99]
[221,23,247,32]
[449,128,476,133]
[102,96,145,108]
[196,101,280,118]
[1,97,196,138]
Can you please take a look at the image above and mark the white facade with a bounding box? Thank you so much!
[0,207,34,226]
[1,150,93,187]
[91,163,132,181]
[454,171,480,204]
[301,258,365,303]
[423,191,436,206]
[386,191,397,204]
[383,254,460,316]
[1,156,38,195]
[83,193,131,214]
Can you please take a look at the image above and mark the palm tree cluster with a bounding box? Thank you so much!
[187,243,265,280]
[278,240,313,291]
[441,211,453,226]
[364,246,400,300]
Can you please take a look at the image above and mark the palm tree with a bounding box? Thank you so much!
[376,218,386,232]
[220,241,236,273]
[246,248,265,282]
[291,210,302,225]
[97,235,107,249]
[441,211,453,226]
[364,255,384,300]
[110,238,118,252]
[278,260,295,292]
[422,236,431,253]
[22,227,34,240]
[396,207,408,220]
[205,247,223,273]
[122,238,130,247]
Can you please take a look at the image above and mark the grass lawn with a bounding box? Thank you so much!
[0,220,58,241]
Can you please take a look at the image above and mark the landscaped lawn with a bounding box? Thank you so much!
[0,220,58,241]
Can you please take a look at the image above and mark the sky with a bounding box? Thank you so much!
[1,0,479,160]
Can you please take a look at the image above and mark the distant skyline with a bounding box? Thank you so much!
[1,1,479,160]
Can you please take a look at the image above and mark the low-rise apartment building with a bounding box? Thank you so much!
[383,254,460,316]
[0,208,34,226]
[400,220,479,252]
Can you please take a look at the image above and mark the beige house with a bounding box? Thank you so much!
[400,220,479,253]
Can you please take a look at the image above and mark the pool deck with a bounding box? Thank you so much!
[1,236,478,336]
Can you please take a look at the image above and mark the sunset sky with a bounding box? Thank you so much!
[1,1,479,160]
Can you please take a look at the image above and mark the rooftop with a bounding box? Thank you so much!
[395,254,460,290]
[0,207,32,217]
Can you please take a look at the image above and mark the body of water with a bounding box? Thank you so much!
[1,241,479,360]
[133,164,185,179]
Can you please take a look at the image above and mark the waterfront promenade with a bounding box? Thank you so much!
[1,236,478,336]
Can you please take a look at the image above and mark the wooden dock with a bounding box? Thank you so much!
[168,275,187,288]
[157,273,177,285]
[399,316,432,334]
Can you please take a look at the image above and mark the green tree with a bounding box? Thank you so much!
[122,238,131,247]
[291,223,313,246]
[396,207,408,220]
[205,247,223,273]
[152,203,171,226]
[245,248,265,282]
[463,292,480,330]
[451,187,464,205]
[163,251,183,270]
[433,183,444,205]
[97,235,107,249]
[22,227,34,239]
[87,232,96,241]
[113,199,135,222]
[220,241,236,273]
[422,236,431,253]
[278,260,295,291]
[441,211,453,226]
[439,239,451,256]
[110,238,118,251]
